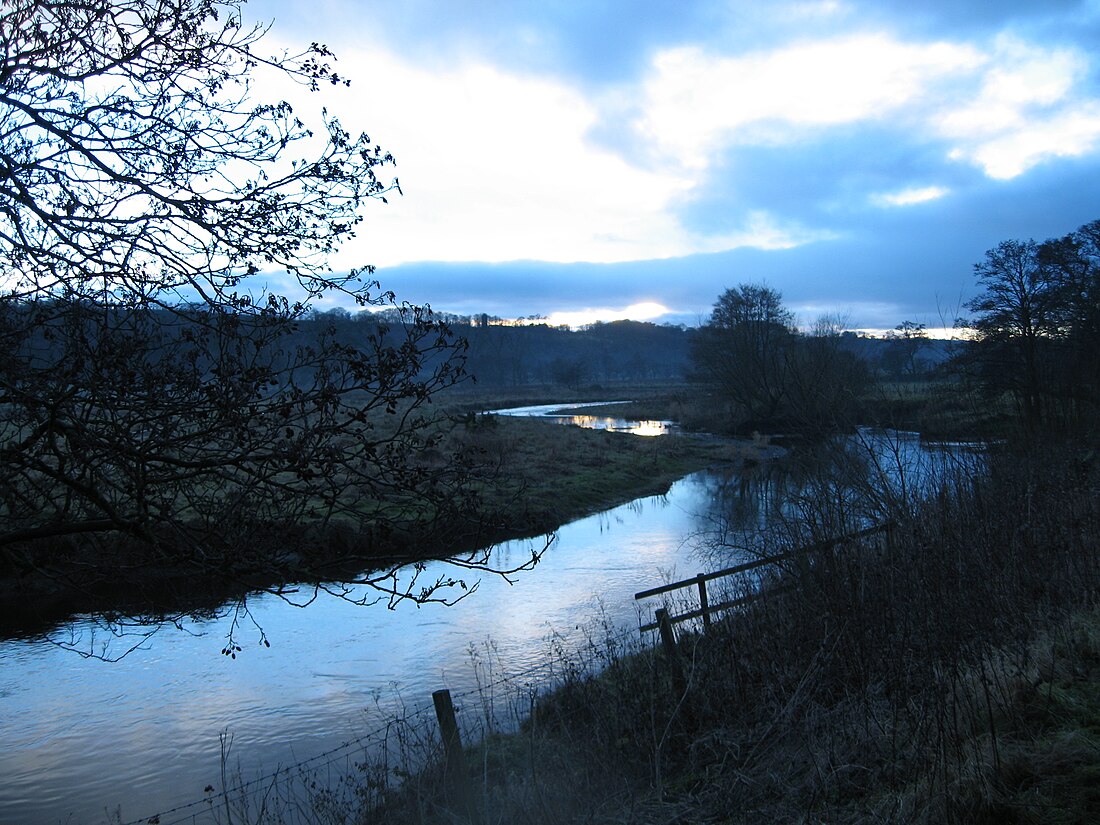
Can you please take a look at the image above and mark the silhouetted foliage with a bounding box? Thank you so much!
[1037,219,1100,427]
[964,240,1066,430]
[692,284,795,427]
[963,220,1100,435]
[882,320,931,377]
[0,0,475,623]
[692,284,868,435]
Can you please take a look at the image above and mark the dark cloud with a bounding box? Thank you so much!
[674,126,976,234]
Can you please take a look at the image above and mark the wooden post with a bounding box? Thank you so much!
[432,689,476,821]
[655,607,677,658]
[655,607,688,698]
[696,574,711,630]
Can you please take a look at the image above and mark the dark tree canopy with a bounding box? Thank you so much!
[692,283,795,427]
[708,283,794,330]
[964,226,1100,433]
[0,0,486,637]
[692,283,867,435]
[882,320,930,378]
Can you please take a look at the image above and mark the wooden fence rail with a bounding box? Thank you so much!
[635,522,892,633]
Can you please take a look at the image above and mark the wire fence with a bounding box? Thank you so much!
[117,620,652,825]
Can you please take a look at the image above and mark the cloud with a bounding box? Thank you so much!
[937,36,1100,177]
[873,186,951,206]
[253,1,1100,333]
[259,6,1100,280]
[950,104,1100,178]
[633,34,984,171]
[260,40,846,271]
[274,50,688,267]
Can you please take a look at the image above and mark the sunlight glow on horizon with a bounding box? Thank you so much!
[544,301,672,328]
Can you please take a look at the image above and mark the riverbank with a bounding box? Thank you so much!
[0,405,763,635]
[453,410,773,541]
[345,436,1100,824]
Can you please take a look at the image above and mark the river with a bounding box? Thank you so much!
[0,405,973,825]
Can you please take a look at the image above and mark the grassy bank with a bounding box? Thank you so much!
[447,411,762,543]
[0,393,753,633]
[326,436,1100,825]
[855,378,1014,439]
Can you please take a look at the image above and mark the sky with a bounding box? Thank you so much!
[256,0,1100,333]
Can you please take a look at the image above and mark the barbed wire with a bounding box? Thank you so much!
[116,699,439,825]
[120,620,653,825]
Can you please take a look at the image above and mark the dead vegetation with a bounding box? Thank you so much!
[342,436,1100,825]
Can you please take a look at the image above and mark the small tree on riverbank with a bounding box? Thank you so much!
[691,284,868,435]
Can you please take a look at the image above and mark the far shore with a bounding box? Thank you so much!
[0,402,771,637]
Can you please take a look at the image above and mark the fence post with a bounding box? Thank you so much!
[655,607,677,658]
[696,574,711,630]
[655,607,688,699]
[432,688,476,821]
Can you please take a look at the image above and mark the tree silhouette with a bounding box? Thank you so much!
[692,285,867,434]
[965,239,1070,431]
[1037,220,1100,426]
[0,0,503,639]
[692,283,796,428]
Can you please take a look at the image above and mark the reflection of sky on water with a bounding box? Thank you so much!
[488,401,676,437]
[688,429,986,559]
[0,472,717,825]
[0,428,982,825]
[550,414,674,436]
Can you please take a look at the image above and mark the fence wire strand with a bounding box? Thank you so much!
[119,620,652,825]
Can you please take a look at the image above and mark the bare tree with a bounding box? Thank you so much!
[784,313,870,436]
[693,286,867,435]
[692,283,795,428]
[883,320,929,377]
[964,239,1070,431]
[0,0,509,636]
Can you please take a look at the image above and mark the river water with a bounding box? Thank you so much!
[0,406,974,825]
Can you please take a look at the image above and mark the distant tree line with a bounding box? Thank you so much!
[308,310,695,387]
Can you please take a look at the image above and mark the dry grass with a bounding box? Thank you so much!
[337,435,1100,825]
[447,413,756,541]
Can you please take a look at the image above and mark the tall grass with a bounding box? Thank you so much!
[196,434,1100,824]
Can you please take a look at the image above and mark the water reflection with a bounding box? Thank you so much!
[0,480,710,824]
[687,428,985,567]
[547,414,673,436]
[0,425,983,825]
[489,402,676,437]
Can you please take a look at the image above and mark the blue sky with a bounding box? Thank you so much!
[258,0,1100,332]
